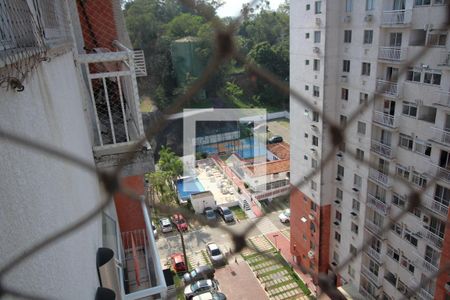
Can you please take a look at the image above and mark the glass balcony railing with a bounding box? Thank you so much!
[381,9,412,26]
[378,47,407,61]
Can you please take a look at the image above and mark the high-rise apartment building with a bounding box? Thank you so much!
[290,0,449,299]
[0,1,166,299]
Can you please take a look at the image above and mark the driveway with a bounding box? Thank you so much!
[215,256,269,300]
[268,118,290,144]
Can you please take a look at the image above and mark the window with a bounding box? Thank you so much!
[306,33,310,39]
[404,228,418,247]
[397,280,409,295]
[340,115,347,127]
[335,210,342,222]
[336,188,343,200]
[341,88,349,101]
[305,59,310,65]
[385,271,397,286]
[345,0,353,12]
[414,139,432,156]
[434,184,450,207]
[392,193,406,208]
[315,1,322,14]
[427,32,447,46]
[368,259,379,276]
[313,59,320,71]
[311,180,317,191]
[312,135,319,146]
[391,222,402,236]
[304,133,308,138]
[387,245,400,261]
[339,142,346,153]
[337,165,344,178]
[356,149,364,161]
[306,4,311,10]
[305,85,309,91]
[348,265,355,278]
[312,111,319,122]
[364,30,373,44]
[349,244,357,256]
[399,133,413,150]
[333,251,340,263]
[312,159,318,168]
[396,164,410,180]
[406,69,421,82]
[357,121,366,135]
[423,72,441,85]
[311,201,317,211]
[360,92,368,104]
[366,0,374,11]
[418,105,436,123]
[313,85,320,97]
[310,221,316,233]
[400,255,415,273]
[354,174,362,188]
[344,30,352,43]
[335,231,341,242]
[351,222,359,234]
[415,0,431,5]
[343,60,350,73]
[402,101,417,117]
[314,31,321,43]
[352,199,360,212]
[412,171,427,188]
[361,62,371,76]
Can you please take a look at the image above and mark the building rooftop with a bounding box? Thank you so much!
[267,142,290,160]
[246,159,290,176]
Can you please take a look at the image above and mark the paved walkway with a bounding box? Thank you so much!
[216,256,269,300]
[265,231,329,299]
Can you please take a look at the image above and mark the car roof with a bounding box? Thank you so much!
[194,279,212,288]
[171,253,184,263]
[207,243,219,250]
[160,218,171,225]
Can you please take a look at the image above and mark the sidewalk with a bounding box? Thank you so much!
[265,231,329,299]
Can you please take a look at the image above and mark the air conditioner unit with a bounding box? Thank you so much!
[350,211,358,219]
[334,199,341,206]
[344,15,351,23]
[313,47,320,54]
[352,187,360,194]
[333,221,340,227]
[315,18,321,25]
[331,261,338,267]
[311,124,319,131]
[335,177,343,183]
[364,14,373,22]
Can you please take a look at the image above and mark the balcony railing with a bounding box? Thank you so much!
[418,287,435,300]
[365,219,385,239]
[367,192,390,215]
[371,140,395,159]
[381,9,412,26]
[77,41,146,151]
[422,195,449,219]
[373,111,397,128]
[431,164,450,183]
[412,252,439,275]
[376,80,400,97]
[366,247,383,263]
[361,265,382,286]
[378,47,406,61]
[369,168,391,187]
[359,286,379,300]
[422,226,444,248]
[433,91,450,108]
[438,51,450,67]
[430,127,450,146]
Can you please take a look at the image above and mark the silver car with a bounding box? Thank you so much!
[159,217,173,233]
[206,243,224,265]
[184,279,218,299]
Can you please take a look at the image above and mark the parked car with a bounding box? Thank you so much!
[159,217,173,233]
[217,206,234,223]
[206,243,225,265]
[183,265,215,285]
[268,135,283,144]
[192,291,226,300]
[172,213,188,232]
[278,209,290,223]
[184,279,218,299]
[204,207,216,221]
[151,221,158,239]
[170,253,187,273]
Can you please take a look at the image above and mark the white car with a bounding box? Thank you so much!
[278,209,290,223]
[159,217,173,233]
[192,291,226,300]
[206,243,224,265]
[184,279,218,299]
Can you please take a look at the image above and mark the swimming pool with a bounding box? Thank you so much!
[176,178,205,200]
[196,137,266,159]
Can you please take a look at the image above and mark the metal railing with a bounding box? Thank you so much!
[367,192,390,215]
[381,9,412,26]
[412,251,440,275]
[431,164,450,183]
[369,168,391,187]
[359,285,379,300]
[378,47,406,61]
[366,246,383,263]
[370,139,394,159]
[418,287,435,300]
[365,219,386,239]
[361,265,382,287]
[422,194,449,219]
[376,79,400,97]
[430,127,450,146]
[422,226,444,248]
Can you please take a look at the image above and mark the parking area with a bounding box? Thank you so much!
[267,118,290,144]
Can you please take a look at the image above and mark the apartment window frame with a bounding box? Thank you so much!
[312,158,318,168]
[427,32,447,47]
[356,148,364,161]
[399,133,413,150]
[340,115,347,127]
[335,231,341,243]
[354,174,362,188]
[392,193,406,208]
[313,85,320,97]
[314,1,322,14]
[345,0,353,12]
[313,59,320,71]
[335,210,342,222]
[387,245,400,262]
[352,199,360,212]
[392,222,403,236]
[343,60,351,73]
[414,0,431,5]
[314,31,321,43]
[363,30,373,44]
[357,121,366,135]
[311,180,317,191]
[306,32,310,39]
[396,164,410,180]
[361,62,371,76]
[336,188,343,200]
[402,101,418,118]
[337,164,345,178]
[351,222,359,234]
[312,135,319,146]
[305,59,310,65]
[312,111,319,122]
[423,71,441,86]
[366,0,374,11]
[306,4,311,10]
[360,92,368,104]
[412,171,428,188]
[344,30,352,43]
[414,139,432,157]
[341,88,349,101]
[406,69,421,82]
[403,228,418,247]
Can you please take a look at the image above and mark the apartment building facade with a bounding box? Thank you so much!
[0,0,166,299]
[290,0,449,299]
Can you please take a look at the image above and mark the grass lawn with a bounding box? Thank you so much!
[229,205,247,220]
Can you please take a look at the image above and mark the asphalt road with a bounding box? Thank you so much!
[156,210,289,262]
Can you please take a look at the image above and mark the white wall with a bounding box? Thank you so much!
[0,51,103,299]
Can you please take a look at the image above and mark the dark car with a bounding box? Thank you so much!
[204,207,216,221]
[217,206,234,223]
[183,265,215,285]
[268,135,283,144]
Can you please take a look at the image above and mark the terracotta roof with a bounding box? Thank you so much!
[267,142,290,160]
[245,159,290,177]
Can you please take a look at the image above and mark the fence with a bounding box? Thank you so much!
[0,0,449,299]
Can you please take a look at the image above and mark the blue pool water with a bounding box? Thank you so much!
[177,178,205,199]
[196,137,266,159]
